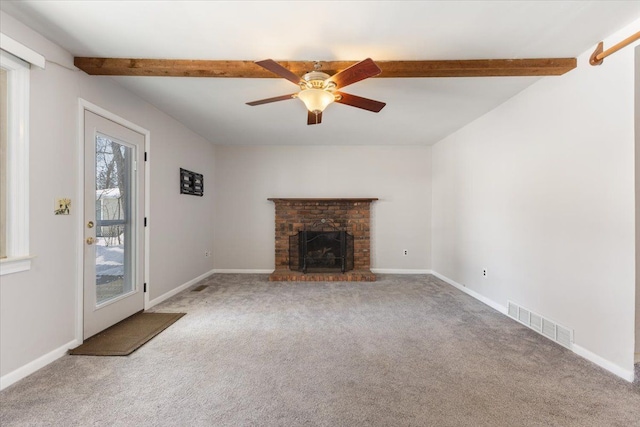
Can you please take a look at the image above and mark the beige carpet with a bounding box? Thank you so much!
[70,312,185,356]
[1,274,638,426]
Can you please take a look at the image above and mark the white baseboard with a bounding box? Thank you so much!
[431,270,634,383]
[147,268,216,308]
[371,268,433,274]
[0,339,79,391]
[430,271,507,314]
[573,344,635,382]
[211,269,273,274]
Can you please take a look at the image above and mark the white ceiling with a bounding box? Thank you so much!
[2,1,639,146]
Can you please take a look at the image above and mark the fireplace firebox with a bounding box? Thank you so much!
[289,222,354,273]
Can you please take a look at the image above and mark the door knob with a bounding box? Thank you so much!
[86,237,95,245]
[87,221,94,228]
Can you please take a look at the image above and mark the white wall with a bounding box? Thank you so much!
[636,45,640,357]
[213,145,431,272]
[0,11,215,380]
[432,20,639,377]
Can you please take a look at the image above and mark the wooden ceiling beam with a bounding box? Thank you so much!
[74,57,576,78]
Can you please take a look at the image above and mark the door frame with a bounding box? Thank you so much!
[75,99,151,344]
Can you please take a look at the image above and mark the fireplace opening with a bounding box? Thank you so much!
[289,229,354,273]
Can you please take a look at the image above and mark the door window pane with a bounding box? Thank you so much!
[95,135,133,304]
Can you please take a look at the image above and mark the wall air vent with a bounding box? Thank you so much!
[542,318,556,340]
[530,313,542,332]
[507,300,573,350]
[556,325,572,348]
[518,308,530,324]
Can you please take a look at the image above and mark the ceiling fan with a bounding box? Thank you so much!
[246,58,386,125]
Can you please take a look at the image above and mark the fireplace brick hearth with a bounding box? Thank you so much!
[268,198,377,281]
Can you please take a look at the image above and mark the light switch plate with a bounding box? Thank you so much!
[55,198,71,215]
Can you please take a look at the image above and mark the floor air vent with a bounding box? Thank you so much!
[507,301,573,350]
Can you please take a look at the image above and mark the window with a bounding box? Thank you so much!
[0,49,31,275]
[1,68,6,259]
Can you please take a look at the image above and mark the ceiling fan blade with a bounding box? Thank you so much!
[307,110,322,125]
[255,59,303,85]
[335,92,386,113]
[246,93,297,106]
[328,58,382,89]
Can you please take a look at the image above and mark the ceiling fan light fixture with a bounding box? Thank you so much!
[297,88,335,113]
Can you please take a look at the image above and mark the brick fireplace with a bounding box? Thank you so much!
[268,198,377,281]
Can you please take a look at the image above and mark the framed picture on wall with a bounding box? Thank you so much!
[180,168,204,196]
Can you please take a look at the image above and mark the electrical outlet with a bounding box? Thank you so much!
[482,268,487,278]
[205,251,211,258]
[403,249,408,256]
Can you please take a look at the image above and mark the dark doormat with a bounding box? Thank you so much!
[70,312,186,356]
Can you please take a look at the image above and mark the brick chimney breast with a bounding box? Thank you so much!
[268,198,377,282]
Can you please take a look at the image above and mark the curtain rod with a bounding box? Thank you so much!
[589,30,640,66]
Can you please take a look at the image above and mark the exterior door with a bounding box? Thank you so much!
[83,110,145,339]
